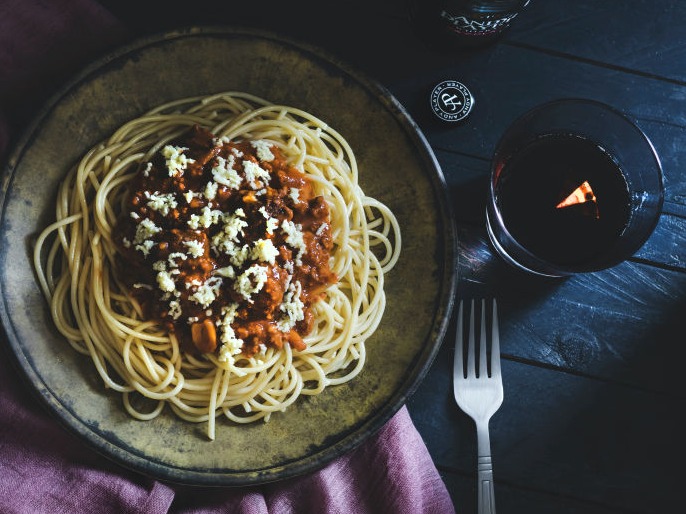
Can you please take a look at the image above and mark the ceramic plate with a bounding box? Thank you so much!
[0,27,457,486]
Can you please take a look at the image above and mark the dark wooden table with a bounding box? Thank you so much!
[18,0,686,512]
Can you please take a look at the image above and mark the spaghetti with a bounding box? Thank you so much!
[33,91,401,439]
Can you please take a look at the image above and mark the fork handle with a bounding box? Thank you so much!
[476,422,496,514]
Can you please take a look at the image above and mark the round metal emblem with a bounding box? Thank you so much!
[429,80,474,122]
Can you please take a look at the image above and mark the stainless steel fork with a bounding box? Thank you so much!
[454,299,504,514]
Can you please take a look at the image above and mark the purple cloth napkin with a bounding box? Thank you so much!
[0,1,456,512]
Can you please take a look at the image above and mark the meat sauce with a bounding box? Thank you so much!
[114,125,337,357]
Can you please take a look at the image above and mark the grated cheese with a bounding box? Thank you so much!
[281,219,306,263]
[183,240,205,258]
[251,238,279,264]
[251,140,275,162]
[188,206,223,230]
[234,264,268,301]
[134,218,161,245]
[162,145,194,177]
[211,155,241,189]
[277,280,304,332]
[243,160,271,189]
[146,191,178,216]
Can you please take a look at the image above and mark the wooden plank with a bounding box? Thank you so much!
[407,357,684,513]
[374,0,686,84]
[507,0,686,84]
[439,469,633,514]
[454,225,686,393]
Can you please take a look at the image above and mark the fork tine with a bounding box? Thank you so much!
[454,300,464,379]
[467,299,476,378]
[490,299,501,377]
[479,299,488,378]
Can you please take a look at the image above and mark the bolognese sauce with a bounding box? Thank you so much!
[115,125,337,360]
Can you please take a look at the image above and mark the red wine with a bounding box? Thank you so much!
[494,134,631,267]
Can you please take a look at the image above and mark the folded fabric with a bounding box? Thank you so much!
[0,1,456,512]
[0,0,127,160]
[0,351,454,513]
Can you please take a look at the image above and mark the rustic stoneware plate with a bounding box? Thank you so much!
[0,27,456,486]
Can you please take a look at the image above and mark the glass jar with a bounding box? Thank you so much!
[411,0,532,49]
